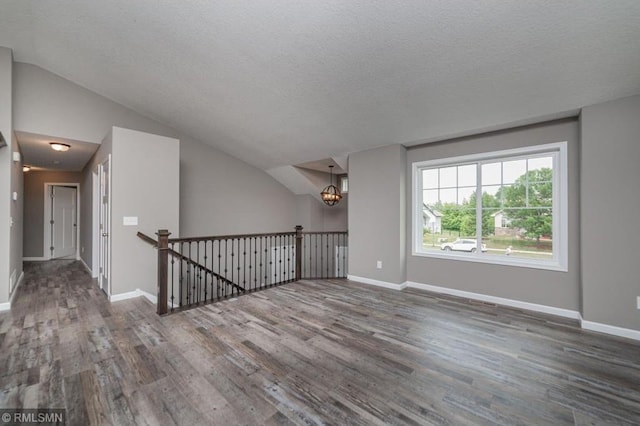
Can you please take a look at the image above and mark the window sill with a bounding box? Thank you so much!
[411,250,568,272]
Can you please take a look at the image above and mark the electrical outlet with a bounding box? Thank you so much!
[376,260,382,269]
[637,296,640,310]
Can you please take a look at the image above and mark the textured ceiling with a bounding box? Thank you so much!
[1,1,639,170]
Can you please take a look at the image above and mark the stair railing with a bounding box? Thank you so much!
[138,226,348,315]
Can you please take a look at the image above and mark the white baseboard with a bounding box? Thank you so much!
[110,288,157,304]
[343,276,640,341]
[79,257,92,276]
[23,257,48,261]
[10,271,25,303]
[581,320,640,341]
[0,271,25,312]
[347,275,407,290]
[406,281,581,320]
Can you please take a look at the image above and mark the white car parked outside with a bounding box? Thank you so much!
[440,238,487,253]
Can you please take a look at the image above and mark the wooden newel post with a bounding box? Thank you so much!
[295,225,303,281]
[156,229,171,315]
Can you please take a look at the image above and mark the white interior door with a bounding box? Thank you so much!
[99,156,112,295]
[51,186,77,259]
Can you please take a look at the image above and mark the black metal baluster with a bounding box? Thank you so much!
[197,241,201,303]
[186,243,191,306]
[236,238,247,293]
[170,242,175,312]
[318,234,322,279]
[192,242,197,305]
[202,240,207,303]
[279,235,283,284]
[344,233,347,278]
[224,239,228,298]
[236,238,240,296]
[270,236,275,286]
[252,237,257,291]
[288,234,291,281]
[217,240,221,300]
[331,234,335,278]
[292,234,296,281]
[260,237,269,288]
[179,242,184,307]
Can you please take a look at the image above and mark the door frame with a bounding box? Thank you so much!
[97,155,112,297]
[91,170,100,278]
[43,182,81,260]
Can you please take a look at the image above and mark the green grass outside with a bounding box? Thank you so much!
[423,229,552,252]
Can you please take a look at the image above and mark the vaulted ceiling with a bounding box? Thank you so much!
[1,1,639,170]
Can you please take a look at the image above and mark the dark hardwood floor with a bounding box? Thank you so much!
[1,260,639,425]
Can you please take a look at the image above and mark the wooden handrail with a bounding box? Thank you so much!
[301,231,348,236]
[166,230,347,243]
[137,231,158,247]
[137,232,245,294]
[168,231,296,243]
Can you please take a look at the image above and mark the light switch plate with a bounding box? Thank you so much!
[123,216,138,226]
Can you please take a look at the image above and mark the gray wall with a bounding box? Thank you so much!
[13,63,182,145]
[23,171,83,258]
[321,194,348,231]
[80,127,180,297]
[295,194,324,231]
[14,62,300,238]
[581,95,640,331]
[294,167,349,232]
[0,47,13,304]
[179,137,297,236]
[349,144,406,284]
[295,193,348,232]
[111,127,180,296]
[407,119,580,310]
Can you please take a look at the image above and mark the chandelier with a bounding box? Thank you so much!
[320,165,342,206]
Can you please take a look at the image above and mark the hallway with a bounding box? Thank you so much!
[1,261,640,425]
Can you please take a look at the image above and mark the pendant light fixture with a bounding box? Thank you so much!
[320,165,342,206]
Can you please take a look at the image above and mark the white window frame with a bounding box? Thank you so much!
[412,142,568,272]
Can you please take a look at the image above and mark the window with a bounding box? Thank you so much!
[413,142,567,271]
[340,175,349,193]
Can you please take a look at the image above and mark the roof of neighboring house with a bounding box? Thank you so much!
[491,210,504,217]
[422,204,443,217]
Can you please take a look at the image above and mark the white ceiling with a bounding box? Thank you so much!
[1,1,639,170]
[17,131,99,172]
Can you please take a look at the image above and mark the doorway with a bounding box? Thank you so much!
[43,183,80,260]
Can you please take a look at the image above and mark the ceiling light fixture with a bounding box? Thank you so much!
[320,165,342,206]
[23,165,31,172]
[50,142,71,152]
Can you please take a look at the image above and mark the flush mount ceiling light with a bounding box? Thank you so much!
[320,165,342,206]
[50,142,71,152]
[23,165,31,172]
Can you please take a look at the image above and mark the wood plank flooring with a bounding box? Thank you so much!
[1,260,639,425]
